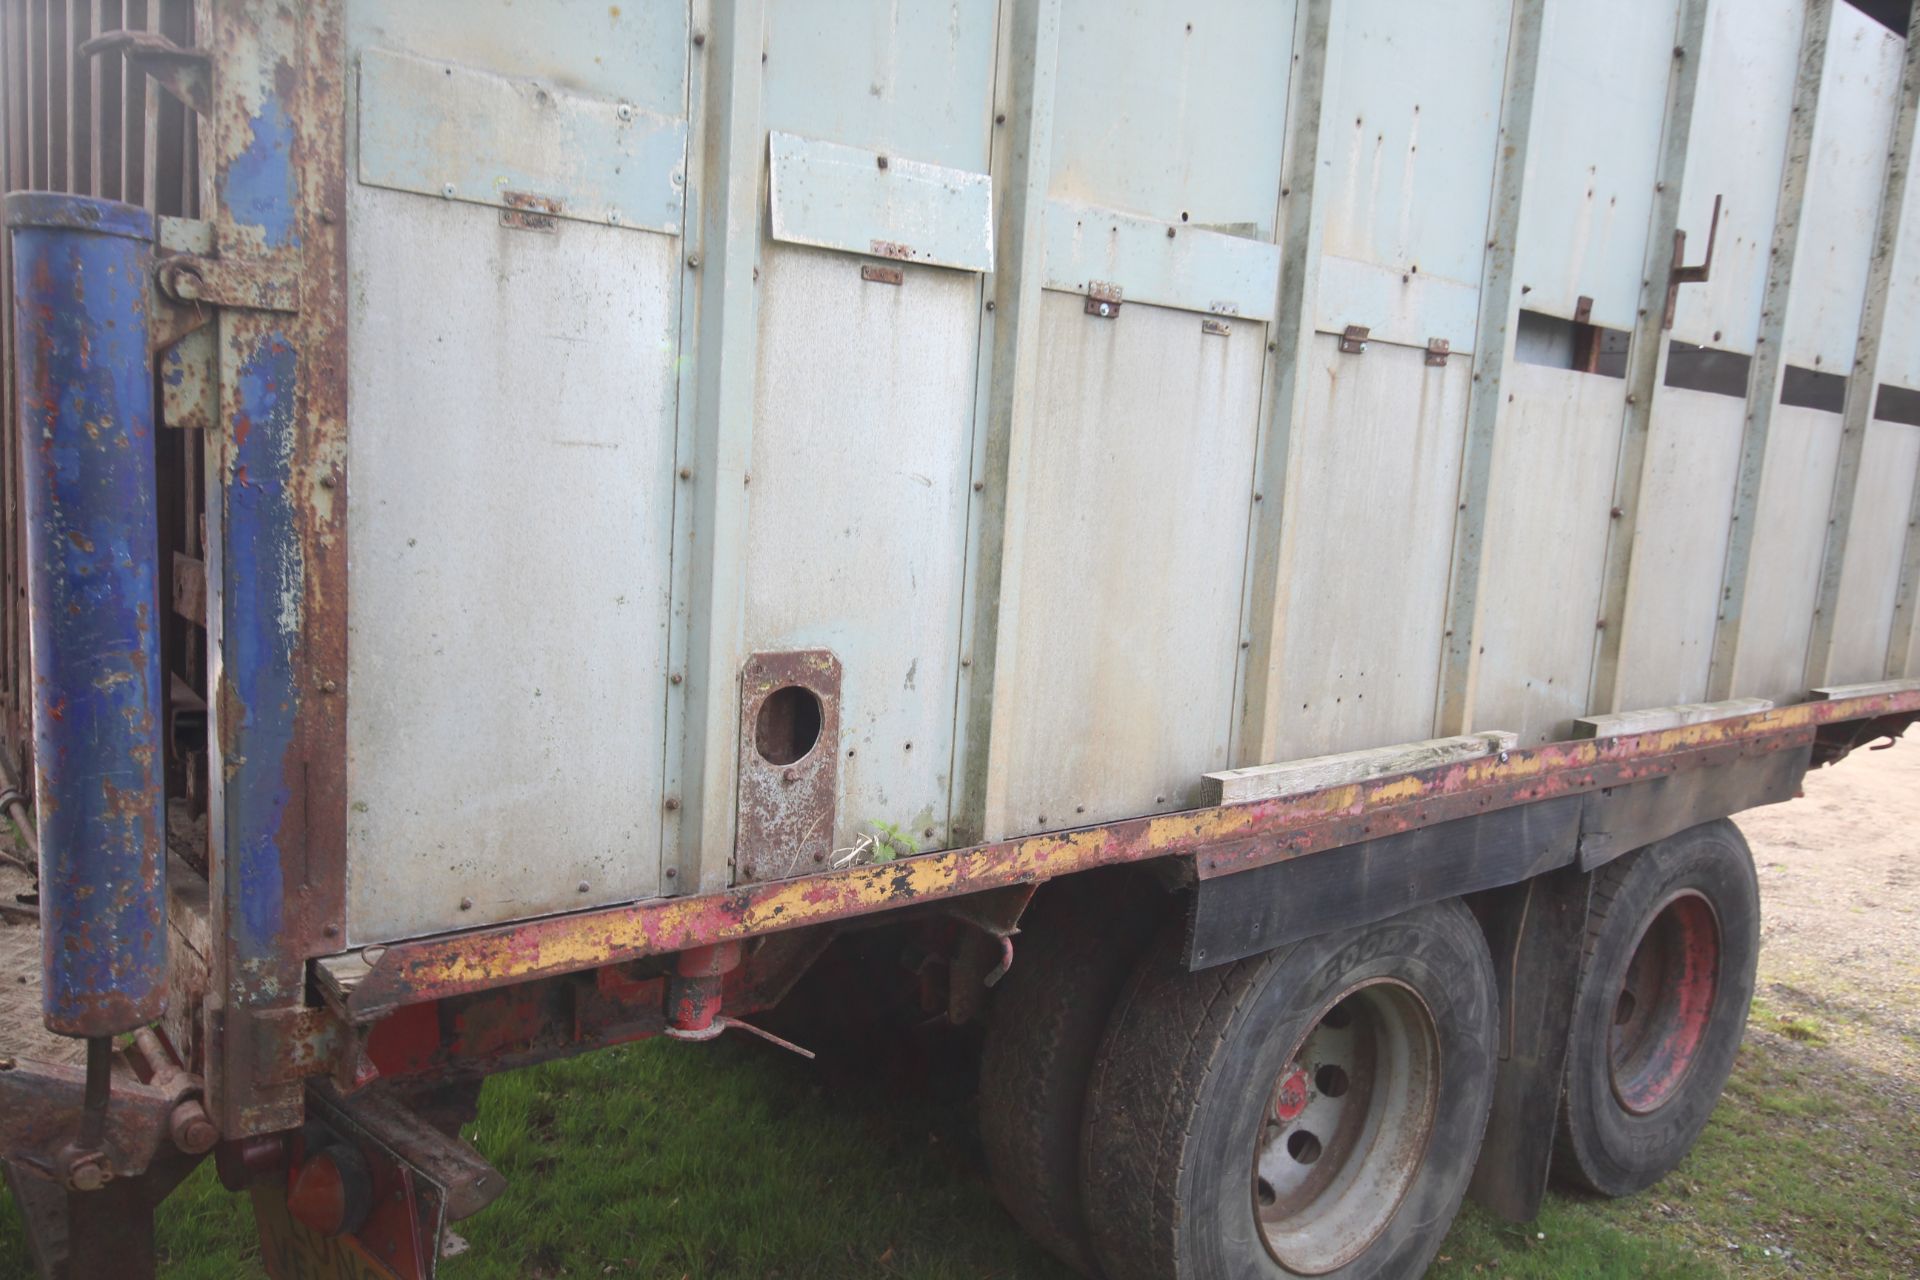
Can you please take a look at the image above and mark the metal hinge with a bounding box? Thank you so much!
[1424,337,1451,367]
[1339,324,1370,354]
[1084,281,1123,319]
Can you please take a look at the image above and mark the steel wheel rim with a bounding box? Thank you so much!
[1609,889,1721,1115]
[1252,979,1441,1275]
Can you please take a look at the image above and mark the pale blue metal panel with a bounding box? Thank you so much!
[762,0,999,172]
[357,47,688,235]
[1040,198,1281,320]
[1047,0,1295,236]
[347,0,690,113]
[768,130,993,272]
[1877,106,1920,392]
[1513,0,1681,332]
[1313,0,1512,351]
[1784,2,1905,372]
[1670,0,1806,354]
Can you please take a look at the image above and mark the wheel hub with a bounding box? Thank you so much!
[1609,889,1721,1115]
[1252,980,1440,1275]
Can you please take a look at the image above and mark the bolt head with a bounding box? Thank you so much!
[172,1110,219,1155]
[617,103,634,121]
[66,1154,111,1192]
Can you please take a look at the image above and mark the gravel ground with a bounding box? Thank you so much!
[1739,736,1920,1103]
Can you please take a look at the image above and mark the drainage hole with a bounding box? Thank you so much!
[1257,1177,1276,1207]
[755,685,823,765]
[1614,990,1638,1026]
[1322,1000,1354,1031]
[1286,1131,1323,1164]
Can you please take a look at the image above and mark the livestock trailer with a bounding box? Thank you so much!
[2,0,1920,1275]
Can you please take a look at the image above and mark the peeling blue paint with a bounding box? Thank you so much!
[227,334,302,952]
[222,94,301,250]
[3,194,167,1037]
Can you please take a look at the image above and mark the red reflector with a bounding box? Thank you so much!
[286,1142,373,1239]
[287,1151,351,1237]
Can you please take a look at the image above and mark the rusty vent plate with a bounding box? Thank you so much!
[736,651,842,884]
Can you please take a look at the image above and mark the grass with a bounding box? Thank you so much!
[2,1005,1913,1280]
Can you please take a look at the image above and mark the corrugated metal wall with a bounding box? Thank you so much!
[0,0,201,785]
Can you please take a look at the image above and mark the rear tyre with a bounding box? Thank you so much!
[978,870,1160,1274]
[1081,899,1498,1280]
[1555,819,1759,1197]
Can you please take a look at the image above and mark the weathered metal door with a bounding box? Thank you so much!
[1260,0,1512,762]
[733,0,1000,880]
[985,0,1296,837]
[342,2,693,939]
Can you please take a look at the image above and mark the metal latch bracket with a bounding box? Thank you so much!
[1339,324,1370,355]
[79,30,210,116]
[155,255,301,314]
[1084,281,1123,319]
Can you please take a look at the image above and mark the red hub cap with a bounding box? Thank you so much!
[1609,890,1721,1114]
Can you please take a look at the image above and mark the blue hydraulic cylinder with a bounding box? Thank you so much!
[4,193,167,1038]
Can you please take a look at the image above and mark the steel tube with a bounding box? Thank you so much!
[4,192,165,1038]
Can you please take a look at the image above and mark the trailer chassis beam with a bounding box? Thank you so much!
[315,689,1918,1023]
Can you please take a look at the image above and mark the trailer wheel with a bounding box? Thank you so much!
[979,870,1159,1274]
[1080,899,1497,1280]
[1555,819,1759,1197]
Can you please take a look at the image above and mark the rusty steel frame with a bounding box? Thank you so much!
[326,687,1919,1023]
[198,0,351,1137]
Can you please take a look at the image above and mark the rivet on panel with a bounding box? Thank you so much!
[678,467,692,480]
[670,672,683,685]
[441,182,456,198]
[686,254,700,269]
[664,797,680,811]
[577,881,590,893]
[876,155,889,170]
[665,867,678,879]
[617,103,633,121]
[459,897,473,911]
[692,30,706,46]
[321,679,339,694]
[973,480,984,492]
